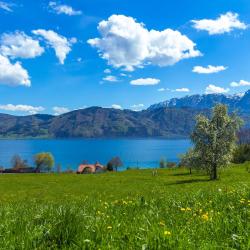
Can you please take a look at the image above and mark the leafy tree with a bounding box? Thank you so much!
[107,157,123,171]
[232,144,250,163]
[11,155,28,169]
[159,158,167,168]
[182,104,242,180]
[34,152,54,172]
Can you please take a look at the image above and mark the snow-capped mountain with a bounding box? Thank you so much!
[148,90,250,112]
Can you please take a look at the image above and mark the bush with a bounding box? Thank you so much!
[232,144,250,163]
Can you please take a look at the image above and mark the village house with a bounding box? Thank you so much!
[77,162,105,174]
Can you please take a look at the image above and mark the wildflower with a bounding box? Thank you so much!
[180,208,186,211]
[201,213,209,221]
[159,221,165,226]
[107,226,112,230]
[218,188,222,192]
[164,230,171,236]
[186,207,192,211]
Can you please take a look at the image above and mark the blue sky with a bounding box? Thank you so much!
[0,0,250,115]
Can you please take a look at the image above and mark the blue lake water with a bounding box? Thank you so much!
[0,139,191,170]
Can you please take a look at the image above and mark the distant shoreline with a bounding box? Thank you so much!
[0,136,189,140]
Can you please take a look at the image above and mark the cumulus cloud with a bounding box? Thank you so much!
[49,2,82,16]
[192,65,227,74]
[174,88,190,92]
[111,104,122,110]
[53,106,70,115]
[0,31,44,59]
[230,80,250,87]
[131,104,144,111]
[0,104,44,114]
[32,29,76,64]
[88,15,201,71]
[104,68,111,74]
[0,1,13,12]
[0,55,30,86]
[130,78,160,86]
[192,12,247,35]
[157,87,170,92]
[103,75,118,82]
[205,84,230,94]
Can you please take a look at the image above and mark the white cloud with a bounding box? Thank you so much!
[192,12,247,35]
[103,75,118,82]
[49,1,82,16]
[53,106,70,115]
[205,84,230,94]
[158,88,166,92]
[174,88,190,92]
[88,15,201,71]
[230,80,250,87]
[130,78,160,86]
[192,65,227,74]
[104,68,111,74]
[111,104,122,110]
[0,104,44,114]
[32,29,76,64]
[0,1,13,12]
[0,31,44,59]
[0,55,30,86]
[157,87,170,92]
[131,104,144,111]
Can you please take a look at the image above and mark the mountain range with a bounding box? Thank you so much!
[1,90,250,138]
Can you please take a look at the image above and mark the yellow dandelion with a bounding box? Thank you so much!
[186,207,192,211]
[164,230,171,236]
[180,208,186,211]
[201,213,209,221]
[107,226,112,230]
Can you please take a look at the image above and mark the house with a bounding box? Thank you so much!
[77,162,105,174]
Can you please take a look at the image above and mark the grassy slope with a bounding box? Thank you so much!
[0,165,249,249]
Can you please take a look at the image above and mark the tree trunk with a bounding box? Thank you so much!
[211,164,217,180]
[189,168,192,175]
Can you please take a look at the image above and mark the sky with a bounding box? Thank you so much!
[0,0,250,115]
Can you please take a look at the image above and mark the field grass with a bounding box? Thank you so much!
[0,164,249,249]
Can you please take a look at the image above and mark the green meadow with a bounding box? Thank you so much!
[0,165,249,249]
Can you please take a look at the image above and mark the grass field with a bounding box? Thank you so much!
[0,164,249,249]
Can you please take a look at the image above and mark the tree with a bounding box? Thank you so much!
[232,144,250,163]
[34,152,54,172]
[182,104,242,180]
[107,157,123,171]
[159,158,167,168]
[11,155,28,169]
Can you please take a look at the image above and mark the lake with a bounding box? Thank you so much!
[0,139,191,170]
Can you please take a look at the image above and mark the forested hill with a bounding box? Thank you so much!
[1,90,250,138]
[0,107,209,138]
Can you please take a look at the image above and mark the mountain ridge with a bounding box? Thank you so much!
[1,90,250,138]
